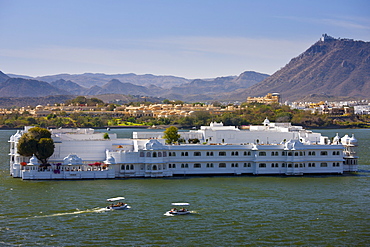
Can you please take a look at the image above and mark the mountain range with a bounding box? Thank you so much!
[1,35,369,105]
[0,71,268,103]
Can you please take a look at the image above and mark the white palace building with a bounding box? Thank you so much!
[9,119,358,180]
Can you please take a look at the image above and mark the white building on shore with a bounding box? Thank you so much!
[9,119,358,180]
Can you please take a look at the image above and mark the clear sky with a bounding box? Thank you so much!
[1,0,369,79]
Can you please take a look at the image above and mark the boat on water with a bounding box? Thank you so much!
[9,119,359,180]
[165,203,191,216]
[106,197,129,210]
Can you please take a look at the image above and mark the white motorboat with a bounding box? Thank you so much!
[165,203,190,216]
[106,197,130,210]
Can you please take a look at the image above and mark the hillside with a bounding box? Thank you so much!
[235,35,370,101]
[0,78,70,97]
[0,71,10,83]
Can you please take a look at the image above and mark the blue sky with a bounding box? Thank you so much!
[1,0,369,79]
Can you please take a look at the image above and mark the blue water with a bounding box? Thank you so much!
[1,129,369,246]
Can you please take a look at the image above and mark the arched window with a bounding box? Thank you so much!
[153,152,157,158]
[219,163,226,168]
[153,165,158,170]
[146,152,151,157]
[163,151,167,157]
[130,164,134,170]
[121,165,125,170]
[140,152,144,157]
[158,152,162,157]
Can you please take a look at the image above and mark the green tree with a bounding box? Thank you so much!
[163,126,181,144]
[17,127,55,165]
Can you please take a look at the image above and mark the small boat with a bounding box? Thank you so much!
[106,197,129,210]
[165,203,190,215]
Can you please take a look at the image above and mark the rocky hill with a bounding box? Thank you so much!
[235,35,370,101]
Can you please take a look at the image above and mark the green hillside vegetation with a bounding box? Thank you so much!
[0,102,369,129]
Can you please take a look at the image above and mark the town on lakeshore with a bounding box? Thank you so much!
[1,93,369,129]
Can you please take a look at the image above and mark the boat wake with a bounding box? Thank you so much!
[33,207,109,218]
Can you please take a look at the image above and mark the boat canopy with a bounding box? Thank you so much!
[171,202,190,206]
[107,197,125,202]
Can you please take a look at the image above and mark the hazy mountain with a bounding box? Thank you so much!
[0,71,10,83]
[1,70,268,101]
[36,73,189,89]
[7,74,33,79]
[84,85,103,95]
[0,78,70,97]
[236,35,370,101]
[89,79,153,96]
[50,79,87,95]
[163,71,268,100]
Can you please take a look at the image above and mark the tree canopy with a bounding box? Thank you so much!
[163,126,181,144]
[17,127,55,165]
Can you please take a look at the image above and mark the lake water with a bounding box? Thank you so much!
[1,128,369,246]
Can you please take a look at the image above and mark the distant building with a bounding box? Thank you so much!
[354,105,370,114]
[247,93,280,104]
[320,33,336,42]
